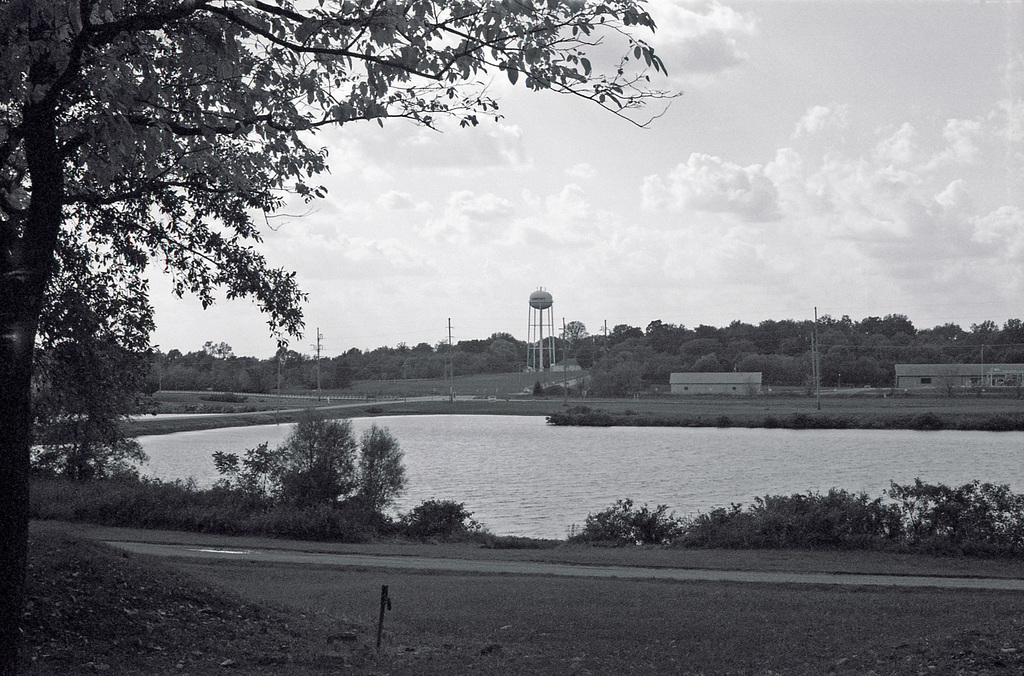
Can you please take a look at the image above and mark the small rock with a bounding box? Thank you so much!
[479,643,503,656]
[220,658,237,668]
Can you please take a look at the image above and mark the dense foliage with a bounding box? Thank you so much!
[31,475,480,544]
[147,315,1024,395]
[573,481,1024,557]
[211,412,406,518]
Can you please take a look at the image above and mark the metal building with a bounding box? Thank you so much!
[670,372,762,396]
[894,364,1024,389]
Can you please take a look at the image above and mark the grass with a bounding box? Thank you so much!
[23,521,1024,675]
[129,387,1024,437]
[20,524,369,675]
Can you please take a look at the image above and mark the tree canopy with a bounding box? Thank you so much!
[0,1,670,671]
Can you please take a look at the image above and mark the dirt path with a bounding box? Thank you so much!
[106,540,1024,591]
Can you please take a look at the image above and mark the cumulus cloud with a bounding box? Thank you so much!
[875,122,918,165]
[647,0,757,75]
[792,104,849,139]
[972,205,1024,254]
[420,191,517,244]
[641,153,781,221]
[375,190,428,211]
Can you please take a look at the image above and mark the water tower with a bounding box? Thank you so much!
[527,288,556,372]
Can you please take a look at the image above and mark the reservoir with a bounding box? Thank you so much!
[139,415,1024,540]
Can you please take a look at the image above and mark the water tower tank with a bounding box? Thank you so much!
[529,289,553,309]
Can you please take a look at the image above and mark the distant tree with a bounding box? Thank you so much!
[693,353,724,372]
[356,425,407,514]
[589,361,643,396]
[970,320,999,339]
[1001,318,1024,345]
[564,320,589,349]
[609,324,644,346]
[486,339,521,373]
[575,338,598,369]
[203,341,235,360]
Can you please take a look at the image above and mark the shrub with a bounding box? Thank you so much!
[546,406,616,426]
[887,480,1024,555]
[572,499,683,545]
[401,499,480,539]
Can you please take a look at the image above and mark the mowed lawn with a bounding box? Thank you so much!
[170,556,1024,675]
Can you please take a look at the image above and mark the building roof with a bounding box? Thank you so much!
[670,372,762,384]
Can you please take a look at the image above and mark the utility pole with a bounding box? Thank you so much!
[813,307,821,411]
[276,349,287,422]
[562,317,569,405]
[313,328,323,401]
[447,318,454,403]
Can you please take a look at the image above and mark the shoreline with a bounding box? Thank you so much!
[128,393,1024,436]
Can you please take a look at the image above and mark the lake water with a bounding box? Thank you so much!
[139,415,1024,540]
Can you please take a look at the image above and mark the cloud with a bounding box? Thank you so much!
[972,205,1024,255]
[648,0,757,75]
[641,153,781,221]
[322,118,530,178]
[875,122,918,165]
[375,190,429,211]
[925,118,983,169]
[792,104,849,139]
[420,191,517,244]
[565,162,597,179]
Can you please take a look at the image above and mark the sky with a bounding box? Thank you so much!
[148,0,1024,359]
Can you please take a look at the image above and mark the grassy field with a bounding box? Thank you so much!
[22,521,1024,675]
[129,386,1024,436]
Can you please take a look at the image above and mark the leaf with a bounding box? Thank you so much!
[507,67,519,85]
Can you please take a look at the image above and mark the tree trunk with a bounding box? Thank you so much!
[0,99,63,676]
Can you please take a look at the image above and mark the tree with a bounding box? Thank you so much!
[357,424,407,514]
[31,339,149,481]
[275,412,358,509]
[564,320,589,350]
[30,243,153,481]
[0,1,669,667]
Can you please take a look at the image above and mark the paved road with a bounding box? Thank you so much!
[107,541,1024,591]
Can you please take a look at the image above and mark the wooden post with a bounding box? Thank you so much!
[376,585,391,652]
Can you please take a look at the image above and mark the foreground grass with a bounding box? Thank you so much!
[23,522,1024,675]
[21,525,369,675]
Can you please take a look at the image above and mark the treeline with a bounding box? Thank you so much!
[147,315,1024,394]
[147,334,526,393]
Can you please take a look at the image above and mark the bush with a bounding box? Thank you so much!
[887,480,1024,555]
[401,499,481,539]
[546,406,616,426]
[572,499,683,545]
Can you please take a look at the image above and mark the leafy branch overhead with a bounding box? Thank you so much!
[0,0,671,342]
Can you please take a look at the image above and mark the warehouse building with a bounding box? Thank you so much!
[894,363,1024,389]
[670,372,762,396]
